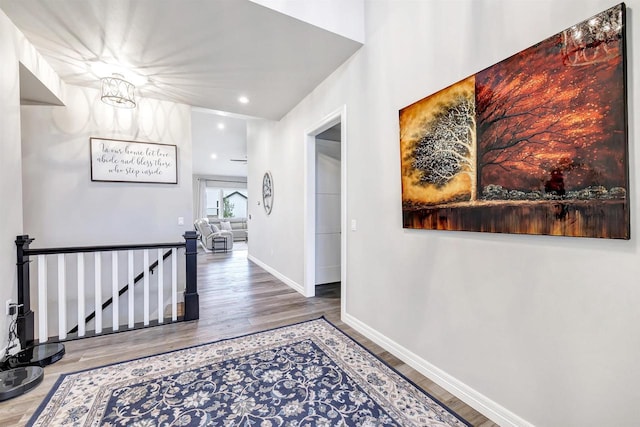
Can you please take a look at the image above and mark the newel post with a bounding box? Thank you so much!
[183,231,199,321]
[15,235,35,349]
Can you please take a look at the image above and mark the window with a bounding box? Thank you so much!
[205,187,219,218]
[206,187,248,219]
[222,189,248,218]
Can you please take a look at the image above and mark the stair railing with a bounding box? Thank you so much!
[67,248,174,335]
[15,231,199,348]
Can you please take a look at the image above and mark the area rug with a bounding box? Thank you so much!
[28,318,470,426]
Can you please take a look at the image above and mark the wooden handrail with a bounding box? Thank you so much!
[25,242,185,256]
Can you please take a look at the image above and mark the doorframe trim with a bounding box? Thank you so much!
[303,105,347,317]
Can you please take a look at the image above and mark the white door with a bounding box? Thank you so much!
[315,139,341,284]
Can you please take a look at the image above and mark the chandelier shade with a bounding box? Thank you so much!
[100,73,136,108]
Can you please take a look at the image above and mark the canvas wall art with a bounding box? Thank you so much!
[90,137,178,184]
[399,3,628,239]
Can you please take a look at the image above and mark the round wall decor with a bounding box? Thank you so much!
[262,171,273,215]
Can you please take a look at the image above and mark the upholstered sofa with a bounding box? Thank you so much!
[194,218,233,251]
[208,217,248,242]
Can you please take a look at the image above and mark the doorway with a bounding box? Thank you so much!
[304,106,347,317]
[315,125,341,293]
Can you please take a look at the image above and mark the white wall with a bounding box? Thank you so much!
[0,11,23,355]
[20,84,192,341]
[249,0,365,43]
[21,84,193,247]
[249,118,305,285]
[247,1,640,425]
[0,9,65,352]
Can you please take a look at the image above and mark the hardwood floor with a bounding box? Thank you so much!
[0,247,498,426]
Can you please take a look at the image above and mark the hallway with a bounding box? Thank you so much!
[1,249,495,426]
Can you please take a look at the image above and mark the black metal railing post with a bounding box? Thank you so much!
[15,235,35,349]
[183,231,199,321]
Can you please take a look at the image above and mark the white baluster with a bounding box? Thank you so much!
[95,252,102,334]
[157,248,164,324]
[172,248,177,321]
[58,254,66,340]
[37,255,48,343]
[143,249,150,326]
[77,253,85,337]
[112,252,119,331]
[128,250,134,328]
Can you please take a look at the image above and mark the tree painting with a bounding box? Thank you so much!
[400,77,476,206]
[399,3,628,239]
[412,93,476,197]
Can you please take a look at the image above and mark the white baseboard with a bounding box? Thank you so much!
[342,312,534,427]
[247,255,305,295]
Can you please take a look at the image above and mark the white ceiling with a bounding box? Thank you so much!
[0,0,362,121]
[1,0,363,179]
[191,109,248,177]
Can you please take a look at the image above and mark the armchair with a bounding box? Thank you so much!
[194,218,234,251]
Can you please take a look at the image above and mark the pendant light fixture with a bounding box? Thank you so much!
[100,73,136,108]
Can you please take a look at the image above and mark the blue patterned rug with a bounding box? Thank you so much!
[28,318,470,426]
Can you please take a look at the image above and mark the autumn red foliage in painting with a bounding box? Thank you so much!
[475,20,626,193]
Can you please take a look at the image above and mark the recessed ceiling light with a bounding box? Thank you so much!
[218,123,225,130]
[238,96,250,104]
[210,153,218,159]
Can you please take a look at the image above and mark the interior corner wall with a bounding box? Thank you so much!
[0,9,65,352]
[246,1,640,425]
[0,11,24,353]
[21,84,193,247]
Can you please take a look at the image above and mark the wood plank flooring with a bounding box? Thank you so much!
[0,247,498,426]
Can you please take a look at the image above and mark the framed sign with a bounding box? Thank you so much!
[90,137,178,184]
